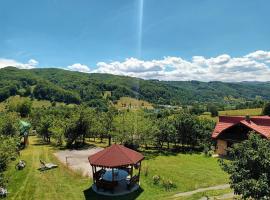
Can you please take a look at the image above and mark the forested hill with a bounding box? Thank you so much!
[1,67,270,107]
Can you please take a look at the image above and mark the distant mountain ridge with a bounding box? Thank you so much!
[0,67,270,107]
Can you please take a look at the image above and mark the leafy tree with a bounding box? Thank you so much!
[0,113,18,136]
[64,107,94,147]
[155,117,176,149]
[220,133,270,199]
[6,97,32,117]
[17,99,32,117]
[0,114,20,187]
[207,104,219,117]
[37,116,53,143]
[262,102,270,116]
[50,118,66,146]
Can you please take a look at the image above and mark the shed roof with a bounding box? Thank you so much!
[212,116,270,139]
[88,144,144,168]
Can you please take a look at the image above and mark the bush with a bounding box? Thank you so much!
[162,179,175,191]
[152,175,160,185]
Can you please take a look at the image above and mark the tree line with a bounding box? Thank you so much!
[29,104,215,152]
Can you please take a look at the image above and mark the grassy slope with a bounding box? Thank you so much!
[5,137,228,200]
[0,96,75,112]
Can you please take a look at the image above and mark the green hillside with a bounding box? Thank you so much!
[0,67,270,109]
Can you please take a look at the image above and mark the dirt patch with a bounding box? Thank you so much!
[54,147,103,177]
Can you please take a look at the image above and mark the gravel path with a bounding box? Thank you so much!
[173,184,230,198]
[199,192,235,200]
[54,147,103,177]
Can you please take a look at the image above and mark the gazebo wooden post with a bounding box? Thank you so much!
[92,165,95,183]
[138,161,142,182]
[130,165,133,178]
[112,168,114,181]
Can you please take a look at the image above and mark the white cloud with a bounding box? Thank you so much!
[92,50,270,82]
[1,50,270,82]
[67,63,91,73]
[0,58,38,69]
[245,50,270,62]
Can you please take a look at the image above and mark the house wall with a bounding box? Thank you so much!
[216,140,227,155]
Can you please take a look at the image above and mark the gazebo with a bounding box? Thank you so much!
[88,144,144,196]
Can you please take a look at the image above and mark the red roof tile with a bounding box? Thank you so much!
[88,144,144,168]
[212,116,270,139]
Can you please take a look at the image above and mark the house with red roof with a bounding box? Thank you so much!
[212,115,270,155]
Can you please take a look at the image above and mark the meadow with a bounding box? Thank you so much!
[114,97,153,110]
[200,108,262,121]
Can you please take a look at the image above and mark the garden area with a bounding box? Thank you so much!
[3,136,230,200]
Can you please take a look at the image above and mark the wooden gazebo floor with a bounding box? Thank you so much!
[92,180,140,196]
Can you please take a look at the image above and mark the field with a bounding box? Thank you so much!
[114,97,153,110]
[4,137,229,200]
[200,108,262,121]
[219,108,262,116]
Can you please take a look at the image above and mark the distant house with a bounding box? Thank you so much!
[212,116,270,155]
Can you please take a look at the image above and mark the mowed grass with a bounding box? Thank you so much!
[141,153,228,198]
[5,137,228,200]
[5,137,90,200]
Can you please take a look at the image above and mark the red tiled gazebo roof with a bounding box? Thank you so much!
[212,116,270,139]
[88,144,144,168]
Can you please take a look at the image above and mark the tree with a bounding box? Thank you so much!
[155,117,176,149]
[207,104,218,117]
[0,113,18,136]
[262,102,270,116]
[50,118,66,146]
[220,133,270,199]
[64,107,94,147]
[38,116,53,143]
[0,115,20,187]
[101,107,117,146]
[17,99,32,117]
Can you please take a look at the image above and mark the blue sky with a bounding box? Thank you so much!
[1,0,270,81]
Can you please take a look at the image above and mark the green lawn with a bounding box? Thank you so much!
[4,137,229,200]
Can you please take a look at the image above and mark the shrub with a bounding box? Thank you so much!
[152,175,160,185]
[162,179,175,191]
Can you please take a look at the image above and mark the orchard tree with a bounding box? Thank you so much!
[38,116,53,143]
[220,133,270,199]
[104,107,117,146]
[64,107,94,147]
[17,99,32,117]
[0,113,18,136]
[155,117,176,149]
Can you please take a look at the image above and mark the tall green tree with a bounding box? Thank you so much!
[220,133,270,199]
[64,107,94,147]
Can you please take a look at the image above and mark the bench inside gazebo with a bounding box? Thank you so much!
[88,144,144,196]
